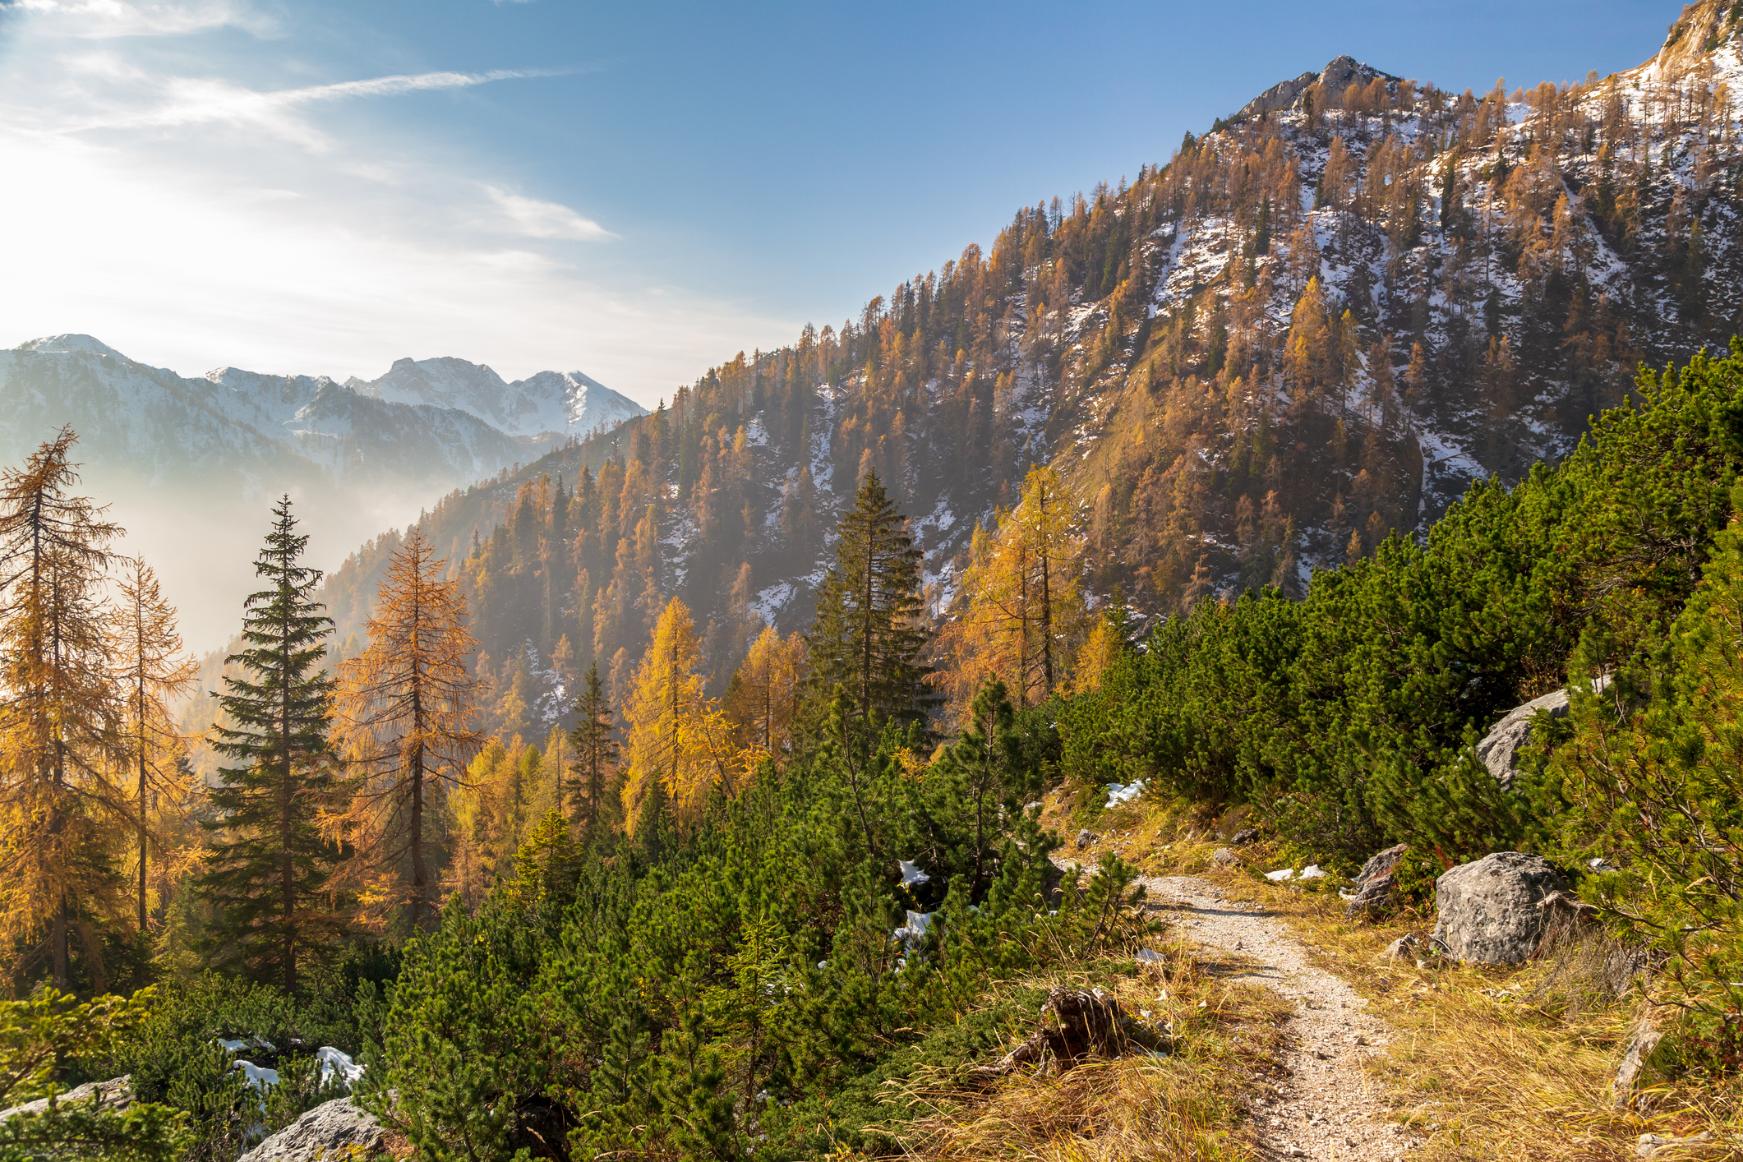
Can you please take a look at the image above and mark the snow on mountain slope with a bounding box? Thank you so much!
[348,356,646,443]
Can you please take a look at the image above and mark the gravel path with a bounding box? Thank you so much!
[1138,874,1416,1161]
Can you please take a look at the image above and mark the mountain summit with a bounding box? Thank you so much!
[1654,0,1743,71]
[1232,55,1400,121]
[348,356,643,442]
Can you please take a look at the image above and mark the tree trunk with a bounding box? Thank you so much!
[281,595,297,995]
[137,608,149,934]
[1038,484,1055,697]
[860,511,876,731]
[409,741,426,931]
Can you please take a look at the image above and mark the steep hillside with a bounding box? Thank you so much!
[322,0,1743,735]
[0,336,644,648]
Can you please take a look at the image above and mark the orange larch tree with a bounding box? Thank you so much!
[334,529,481,934]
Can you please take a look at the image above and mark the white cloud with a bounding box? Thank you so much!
[0,1,793,406]
[484,184,612,241]
[59,68,565,151]
[5,0,275,38]
[0,129,779,398]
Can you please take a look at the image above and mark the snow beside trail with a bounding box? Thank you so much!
[894,910,934,948]
[1105,780,1146,808]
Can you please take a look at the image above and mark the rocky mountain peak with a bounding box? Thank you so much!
[16,333,123,359]
[1661,0,1743,56]
[1230,55,1399,123]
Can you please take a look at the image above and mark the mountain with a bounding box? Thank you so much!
[347,357,645,443]
[320,0,1743,735]
[0,336,645,648]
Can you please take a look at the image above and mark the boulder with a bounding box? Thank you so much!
[1432,852,1569,965]
[1228,827,1260,846]
[239,1097,385,1162]
[1074,828,1097,850]
[1477,689,1572,787]
[1383,933,1424,962]
[1210,846,1240,868]
[1477,677,1610,788]
[0,1076,131,1122]
[1343,843,1408,920]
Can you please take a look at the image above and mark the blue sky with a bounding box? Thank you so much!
[0,0,1680,404]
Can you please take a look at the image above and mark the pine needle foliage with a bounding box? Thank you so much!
[804,471,934,747]
[200,496,342,992]
[565,662,619,839]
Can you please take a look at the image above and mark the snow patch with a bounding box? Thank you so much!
[1105,780,1146,808]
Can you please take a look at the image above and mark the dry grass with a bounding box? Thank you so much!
[1099,802,1743,1161]
[1040,792,1232,877]
[889,940,1289,1161]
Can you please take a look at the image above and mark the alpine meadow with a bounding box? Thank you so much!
[11,2,1743,1160]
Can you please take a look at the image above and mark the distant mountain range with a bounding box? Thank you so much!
[0,335,645,648]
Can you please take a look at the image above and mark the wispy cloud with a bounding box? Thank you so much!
[61,68,566,150]
[485,184,612,241]
[3,0,275,38]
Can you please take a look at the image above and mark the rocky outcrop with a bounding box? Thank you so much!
[1477,679,1612,787]
[1432,852,1569,964]
[1384,933,1425,962]
[1233,55,1400,121]
[978,988,1142,1077]
[0,1076,131,1122]
[1477,689,1572,787]
[238,1097,385,1162]
[1343,843,1408,920]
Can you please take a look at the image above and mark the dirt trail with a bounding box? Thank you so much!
[1138,874,1416,1161]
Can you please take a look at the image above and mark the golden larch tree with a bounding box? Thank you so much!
[0,428,127,987]
[334,529,481,934]
[940,465,1087,716]
[113,556,197,934]
[621,597,733,831]
[723,626,806,771]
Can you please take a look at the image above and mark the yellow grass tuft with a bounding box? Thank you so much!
[891,944,1289,1161]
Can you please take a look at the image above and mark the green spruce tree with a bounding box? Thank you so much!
[803,471,933,747]
[566,662,618,839]
[199,497,341,992]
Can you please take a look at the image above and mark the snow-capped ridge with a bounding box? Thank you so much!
[16,334,122,358]
[351,354,646,442]
[1658,0,1743,68]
